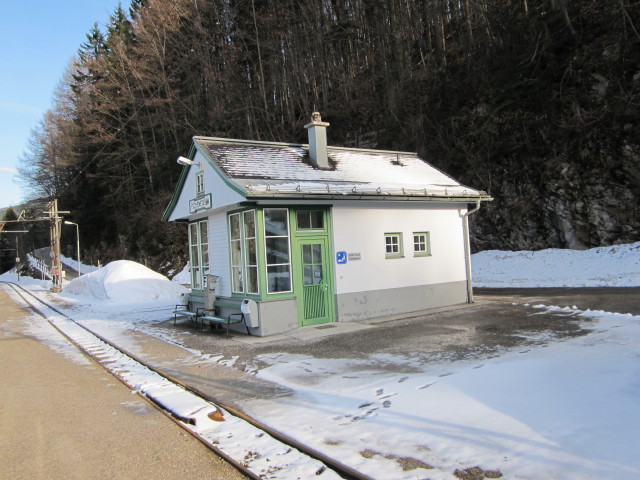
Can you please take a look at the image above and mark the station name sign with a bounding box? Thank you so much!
[189,193,211,213]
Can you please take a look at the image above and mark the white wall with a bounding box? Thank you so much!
[207,210,232,297]
[331,203,467,294]
[168,150,246,222]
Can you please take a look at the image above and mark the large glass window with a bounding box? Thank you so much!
[188,220,209,289]
[264,208,291,293]
[244,210,258,293]
[229,213,243,292]
[228,210,259,294]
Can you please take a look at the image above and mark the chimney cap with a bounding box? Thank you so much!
[305,111,330,129]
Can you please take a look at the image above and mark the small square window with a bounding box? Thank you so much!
[385,233,403,259]
[413,232,431,257]
[296,210,324,230]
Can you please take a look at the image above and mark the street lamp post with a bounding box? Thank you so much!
[64,221,81,276]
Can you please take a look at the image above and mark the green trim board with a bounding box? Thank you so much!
[161,144,194,221]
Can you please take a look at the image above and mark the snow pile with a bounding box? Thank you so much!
[170,264,191,285]
[63,260,187,303]
[472,242,640,287]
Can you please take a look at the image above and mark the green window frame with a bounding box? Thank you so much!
[188,219,209,289]
[228,210,259,294]
[296,209,325,231]
[413,232,431,257]
[195,171,204,197]
[264,208,292,294]
[384,232,403,259]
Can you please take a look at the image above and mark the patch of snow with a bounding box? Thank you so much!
[0,267,49,288]
[246,307,640,479]
[60,254,100,275]
[170,264,191,285]
[472,242,640,287]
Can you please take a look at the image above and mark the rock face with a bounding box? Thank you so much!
[446,35,640,252]
[469,143,640,251]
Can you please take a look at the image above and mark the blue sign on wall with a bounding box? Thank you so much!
[336,251,347,264]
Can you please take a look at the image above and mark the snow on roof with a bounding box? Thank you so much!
[195,137,489,200]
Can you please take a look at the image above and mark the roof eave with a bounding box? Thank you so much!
[245,193,493,202]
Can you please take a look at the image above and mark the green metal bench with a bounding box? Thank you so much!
[173,295,198,325]
[196,306,250,335]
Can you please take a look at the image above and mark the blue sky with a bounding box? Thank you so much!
[0,0,121,209]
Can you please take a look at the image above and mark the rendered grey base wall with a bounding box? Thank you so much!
[220,297,298,337]
[336,281,468,322]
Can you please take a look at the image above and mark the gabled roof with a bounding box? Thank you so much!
[194,136,491,201]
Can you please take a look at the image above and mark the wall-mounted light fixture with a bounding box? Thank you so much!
[177,156,196,166]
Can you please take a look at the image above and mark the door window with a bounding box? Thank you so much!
[302,243,323,285]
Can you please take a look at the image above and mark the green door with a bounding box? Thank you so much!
[294,237,335,326]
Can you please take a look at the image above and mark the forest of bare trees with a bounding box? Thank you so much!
[17,0,640,271]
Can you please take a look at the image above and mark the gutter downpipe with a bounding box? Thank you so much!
[463,199,481,303]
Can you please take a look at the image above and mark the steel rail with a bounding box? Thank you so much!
[1,281,262,480]
[1,281,374,480]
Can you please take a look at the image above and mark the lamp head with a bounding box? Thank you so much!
[177,156,196,166]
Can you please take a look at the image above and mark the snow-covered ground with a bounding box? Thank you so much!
[473,241,640,287]
[1,243,640,479]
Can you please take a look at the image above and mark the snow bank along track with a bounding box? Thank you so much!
[2,281,373,480]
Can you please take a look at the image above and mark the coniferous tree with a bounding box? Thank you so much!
[0,208,19,274]
[15,0,640,262]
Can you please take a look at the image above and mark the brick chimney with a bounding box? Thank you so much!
[304,112,330,169]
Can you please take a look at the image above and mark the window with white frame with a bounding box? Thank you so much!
[195,171,204,197]
[384,232,403,259]
[413,232,431,256]
[243,210,258,293]
[188,220,209,289]
[264,208,292,293]
[228,210,259,294]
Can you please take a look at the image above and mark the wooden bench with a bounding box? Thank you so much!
[196,306,250,335]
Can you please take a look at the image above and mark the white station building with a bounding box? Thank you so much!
[163,113,492,336]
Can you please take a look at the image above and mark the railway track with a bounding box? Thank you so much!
[1,281,375,480]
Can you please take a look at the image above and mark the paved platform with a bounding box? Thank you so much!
[0,288,246,480]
